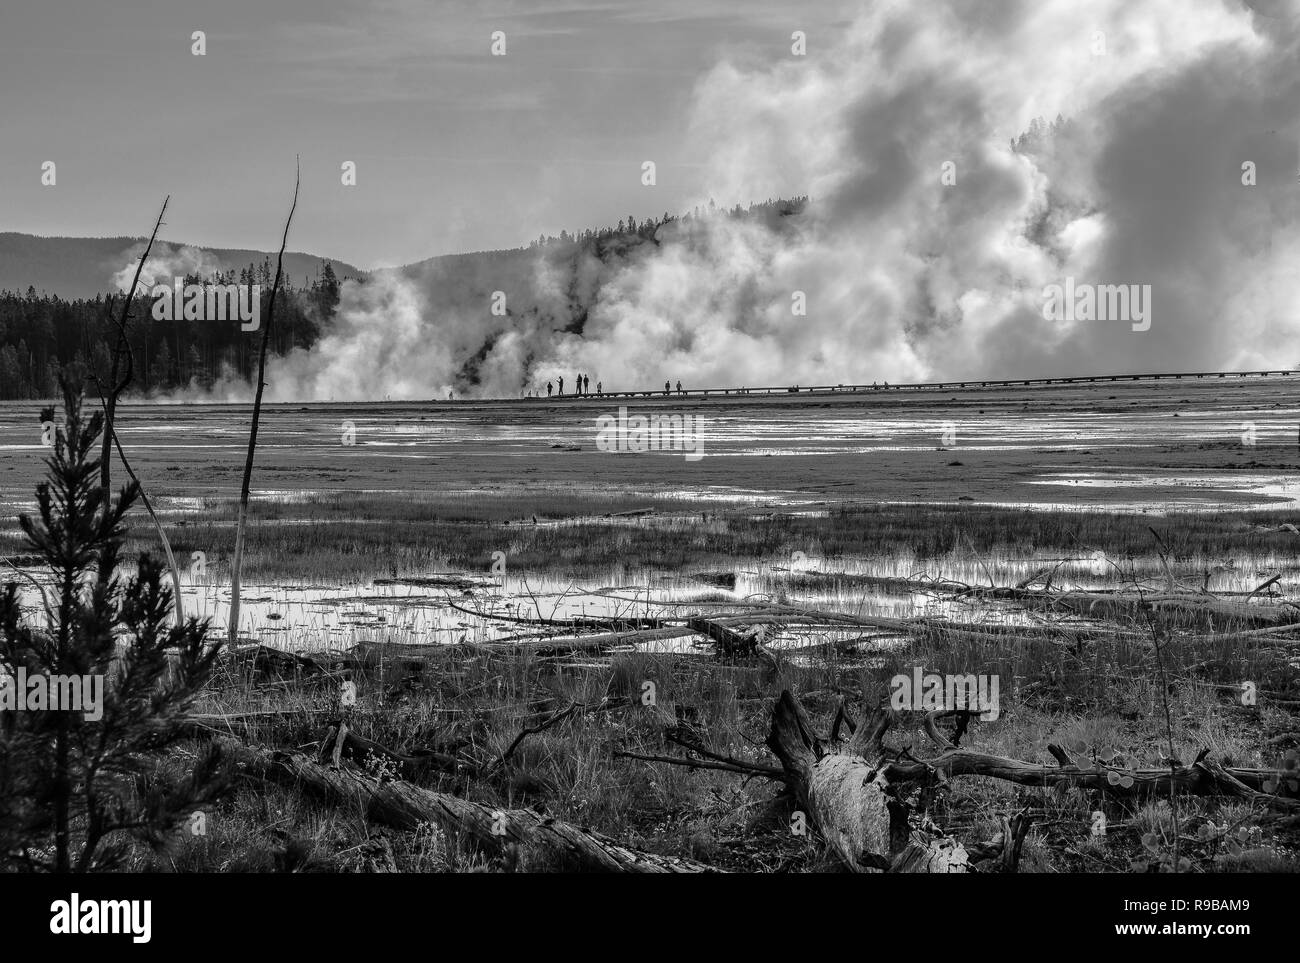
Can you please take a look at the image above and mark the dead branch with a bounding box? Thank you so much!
[487,699,589,775]
[613,748,777,778]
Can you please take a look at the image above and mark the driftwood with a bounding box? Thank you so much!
[221,738,716,872]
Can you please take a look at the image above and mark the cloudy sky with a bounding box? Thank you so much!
[0,0,850,268]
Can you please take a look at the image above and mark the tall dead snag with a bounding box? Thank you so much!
[221,739,715,873]
[93,198,187,624]
[765,690,970,873]
[229,163,299,647]
[100,197,167,494]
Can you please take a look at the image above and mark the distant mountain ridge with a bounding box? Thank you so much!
[0,233,368,300]
[1,196,810,301]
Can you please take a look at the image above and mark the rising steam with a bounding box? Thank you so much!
[128,0,1300,400]
[112,243,225,295]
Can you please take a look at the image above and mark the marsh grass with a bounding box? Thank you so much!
[134,605,1299,873]
[55,499,1299,873]
[57,495,1300,587]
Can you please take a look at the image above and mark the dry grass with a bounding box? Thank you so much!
[26,501,1296,873]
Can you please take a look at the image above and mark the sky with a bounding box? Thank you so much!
[0,0,851,269]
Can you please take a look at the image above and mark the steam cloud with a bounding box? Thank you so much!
[113,243,225,296]
[148,0,1300,400]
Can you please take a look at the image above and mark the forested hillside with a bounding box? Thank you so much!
[0,197,808,399]
[0,261,346,398]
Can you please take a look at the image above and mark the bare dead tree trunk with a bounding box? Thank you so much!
[100,198,167,494]
[229,163,299,646]
[93,198,186,624]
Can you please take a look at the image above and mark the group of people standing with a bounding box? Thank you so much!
[535,376,693,398]
[531,375,701,399]
[546,374,600,397]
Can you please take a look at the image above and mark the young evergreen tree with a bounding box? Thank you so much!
[0,374,224,871]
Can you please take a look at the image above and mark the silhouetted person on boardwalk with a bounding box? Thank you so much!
[547,381,553,397]
[583,375,590,395]
[676,380,683,395]
[664,380,670,396]
[558,376,565,395]
[596,381,602,396]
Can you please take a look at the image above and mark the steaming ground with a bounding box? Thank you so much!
[3,376,1299,513]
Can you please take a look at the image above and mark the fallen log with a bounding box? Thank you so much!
[335,641,437,672]
[220,738,716,872]
[443,600,668,631]
[781,572,973,595]
[479,626,697,654]
[687,617,763,656]
[373,575,494,590]
[227,643,327,677]
[714,604,1143,642]
[1031,591,1296,628]
[886,748,1300,808]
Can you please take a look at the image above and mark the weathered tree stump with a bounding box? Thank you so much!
[765,690,970,872]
